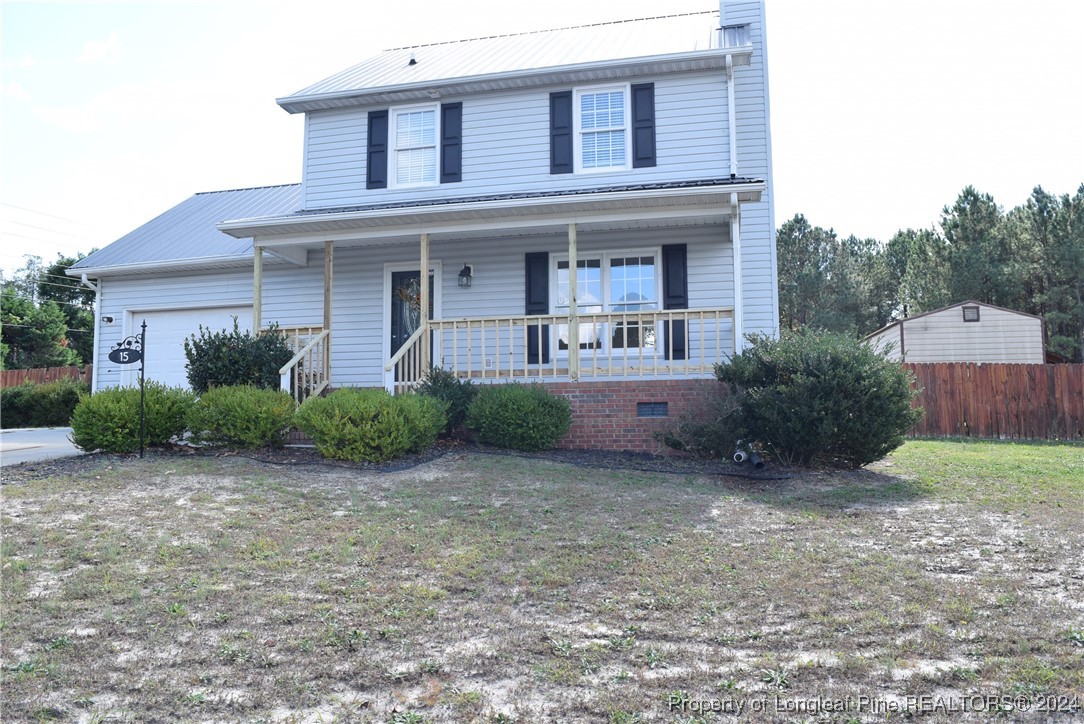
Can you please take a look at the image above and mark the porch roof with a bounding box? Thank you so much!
[217,177,764,248]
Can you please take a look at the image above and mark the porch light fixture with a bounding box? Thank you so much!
[458,263,473,288]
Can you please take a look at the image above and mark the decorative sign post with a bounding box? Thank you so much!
[108,320,147,458]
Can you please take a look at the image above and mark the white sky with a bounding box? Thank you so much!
[2,0,1082,279]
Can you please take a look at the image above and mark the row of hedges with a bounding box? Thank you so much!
[69,378,572,462]
[1,378,88,429]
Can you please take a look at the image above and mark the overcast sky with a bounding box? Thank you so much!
[2,0,1082,279]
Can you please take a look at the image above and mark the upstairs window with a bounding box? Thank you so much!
[575,86,630,172]
[720,24,750,47]
[391,105,438,187]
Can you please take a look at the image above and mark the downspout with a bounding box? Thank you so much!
[80,274,101,394]
[730,193,744,353]
[726,54,738,179]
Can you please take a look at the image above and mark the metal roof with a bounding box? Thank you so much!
[70,184,301,274]
[280,11,722,113]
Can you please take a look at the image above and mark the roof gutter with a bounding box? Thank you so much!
[80,274,101,393]
[277,47,751,113]
[65,254,289,279]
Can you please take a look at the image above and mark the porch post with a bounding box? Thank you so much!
[419,233,430,370]
[252,243,263,331]
[567,223,579,381]
[324,241,333,381]
[730,193,744,355]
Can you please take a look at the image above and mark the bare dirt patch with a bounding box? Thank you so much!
[2,444,1082,722]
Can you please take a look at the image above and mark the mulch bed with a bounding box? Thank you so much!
[2,438,791,482]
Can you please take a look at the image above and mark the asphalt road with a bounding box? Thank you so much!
[0,427,83,467]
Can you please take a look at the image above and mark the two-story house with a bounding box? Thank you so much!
[71,1,777,451]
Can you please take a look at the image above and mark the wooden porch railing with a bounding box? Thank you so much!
[278,329,330,405]
[384,326,428,395]
[385,307,736,393]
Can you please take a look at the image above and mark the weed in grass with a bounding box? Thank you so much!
[759,666,791,690]
[608,711,642,724]
[1064,628,1084,647]
[644,648,666,669]
[45,636,71,651]
[549,638,573,657]
[216,643,251,664]
[390,712,426,724]
[166,602,187,617]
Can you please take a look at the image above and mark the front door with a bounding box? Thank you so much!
[389,270,435,380]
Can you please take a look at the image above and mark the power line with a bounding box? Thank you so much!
[8,220,96,239]
[0,202,108,231]
[0,322,92,334]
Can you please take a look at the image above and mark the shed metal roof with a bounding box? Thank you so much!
[280,11,723,113]
[70,184,301,274]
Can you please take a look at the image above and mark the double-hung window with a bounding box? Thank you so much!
[574,86,631,172]
[391,104,438,187]
[553,250,660,352]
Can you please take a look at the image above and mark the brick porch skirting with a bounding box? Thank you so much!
[546,379,721,454]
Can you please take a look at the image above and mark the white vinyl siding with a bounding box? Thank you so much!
[301,73,729,209]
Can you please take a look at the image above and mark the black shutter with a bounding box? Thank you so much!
[525,252,550,364]
[440,102,462,183]
[366,110,388,189]
[549,91,573,174]
[662,244,688,360]
[631,83,656,168]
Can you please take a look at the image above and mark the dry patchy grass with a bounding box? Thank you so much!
[1,441,1082,722]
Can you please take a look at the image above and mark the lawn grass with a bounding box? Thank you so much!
[1,440,1081,722]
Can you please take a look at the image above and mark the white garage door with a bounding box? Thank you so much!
[125,306,251,388]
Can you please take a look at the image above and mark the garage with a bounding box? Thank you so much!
[122,306,252,388]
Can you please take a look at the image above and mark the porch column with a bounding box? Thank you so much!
[730,193,744,354]
[324,241,333,381]
[419,233,430,369]
[252,243,263,331]
[567,223,579,381]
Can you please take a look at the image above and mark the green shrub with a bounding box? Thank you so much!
[294,388,445,463]
[714,330,923,469]
[0,378,88,428]
[187,385,296,449]
[466,383,571,451]
[183,320,294,394]
[655,387,742,458]
[70,382,194,453]
[416,366,477,435]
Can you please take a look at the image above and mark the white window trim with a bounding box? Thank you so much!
[549,247,663,356]
[573,84,632,174]
[389,102,440,189]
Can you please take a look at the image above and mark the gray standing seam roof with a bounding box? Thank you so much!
[71,184,302,270]
[282,11,721,105]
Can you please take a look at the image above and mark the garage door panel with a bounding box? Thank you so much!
[125,307,251,388]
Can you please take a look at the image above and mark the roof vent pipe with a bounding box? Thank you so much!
[408,54,417,66]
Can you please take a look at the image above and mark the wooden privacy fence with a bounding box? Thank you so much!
[905,363,1083,440]
[1,365,93,388]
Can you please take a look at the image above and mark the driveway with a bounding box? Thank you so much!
[0,427,83,467]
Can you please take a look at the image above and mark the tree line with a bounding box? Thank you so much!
[777,184,1084,361]
[1,253,95,369]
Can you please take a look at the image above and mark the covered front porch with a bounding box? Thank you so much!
[220,181,763,404]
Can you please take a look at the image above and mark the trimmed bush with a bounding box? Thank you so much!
[70,382,194,453]
[183,320,294,394]
[655,388,742,459]
[0,378,88,428]
[187,385,296,449]
[466,383,571,452]
[416,366,477,435]
[714,330,923,469]
[294,388,445,463]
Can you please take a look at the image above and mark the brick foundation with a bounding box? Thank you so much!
[546,378,721,453]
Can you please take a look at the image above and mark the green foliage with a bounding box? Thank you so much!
[0,379,88,428]
[1,286,80,369]
[715,330,923,469]
[416,366,477,435]
[70,382,194,453]
[466,383,572,452]
[293,388,445,463]
[187,385,296,449]
[655,388,742,459]
[183,320,294,394]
